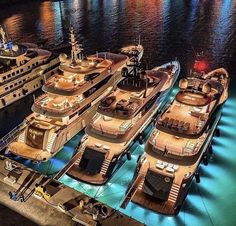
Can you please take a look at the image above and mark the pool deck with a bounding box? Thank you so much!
[0,157,143,226]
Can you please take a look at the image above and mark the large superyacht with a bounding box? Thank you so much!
[0,25,59,109]
[67,51,180,185]
[6,27,139,162]
[121,56,229,215]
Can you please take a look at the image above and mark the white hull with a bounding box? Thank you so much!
[0,58,59,109]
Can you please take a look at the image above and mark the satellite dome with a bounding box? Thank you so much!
[202,83,211,94]
[179,78,188,89]
[12,45,19,52]
[59,53,67,63]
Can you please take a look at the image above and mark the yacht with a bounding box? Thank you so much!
[0,25,59,109]
[121,57,229,215]
[6,27,140,162]
[67,52,180,185]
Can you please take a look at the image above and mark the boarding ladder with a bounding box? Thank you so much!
[46,133,57,152]
[100,159,111,175]
[0,120,29,152]
[74,148,85,166]
[168,183,180,203]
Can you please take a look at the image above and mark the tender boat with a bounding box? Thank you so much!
[121,56,229,215]
[67,51,180,185]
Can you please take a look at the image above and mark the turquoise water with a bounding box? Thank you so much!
[12,132,84,176]
[59,92,236,226]
[10,87,236,226]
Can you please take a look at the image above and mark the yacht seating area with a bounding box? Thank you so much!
[98,90,141,118]
[34,94,80,114]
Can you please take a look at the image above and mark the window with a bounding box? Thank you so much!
[69,111,77,120]
[3,76,6,80]
[21,69,23,72]
[5,87,8,91]
[78,103,92,115]
[10,85,13,88]
[14,83,17,86]
[13,94,16,97]
[19,81,22,84]
[12,72,15,76]
[83,75,112,98]
[7,74,11,78]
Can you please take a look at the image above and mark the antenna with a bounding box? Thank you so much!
[43,74,46,84]
[69,26,83,65]
[138,35,141,46]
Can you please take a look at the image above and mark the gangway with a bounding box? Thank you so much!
[54,150,82,180]
[0,119,29,152]
[120,159,149,209]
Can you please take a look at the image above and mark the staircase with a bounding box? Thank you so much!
[138,178,145,190]
[0,120,29,152]
[168,183,180,203]
[18,130,26,143]
[74,149,85,166]
[46,133,57,152]
[100,159,111,175]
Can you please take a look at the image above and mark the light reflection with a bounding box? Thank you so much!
[39,1,55,42]
[212,0,234,64]
[3,15,23,40]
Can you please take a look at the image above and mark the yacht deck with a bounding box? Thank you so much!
[157,100,209,136]
[9,142,51,161]
[43,52,129,96]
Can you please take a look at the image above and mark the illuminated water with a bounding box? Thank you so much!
[0,1,236,226]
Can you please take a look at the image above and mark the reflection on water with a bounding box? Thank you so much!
[0,0,235,71]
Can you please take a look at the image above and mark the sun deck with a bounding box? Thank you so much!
[97,70,166,119]
[148,128,205,158]
[157,99,210,137]
[43,52,128,96]
[91,112,135,136]
[33,93,81,116]
[156,75,226,138]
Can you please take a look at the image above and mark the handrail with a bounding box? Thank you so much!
[0,119,30,152]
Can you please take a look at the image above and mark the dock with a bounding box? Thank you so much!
[0,156,143,226]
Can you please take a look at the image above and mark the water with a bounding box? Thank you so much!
[0,1,236,226]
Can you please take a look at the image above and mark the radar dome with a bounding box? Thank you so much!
[59,53,68,63]
[202,83,211,94]
[179,78,188,89]
[12,45,19,52]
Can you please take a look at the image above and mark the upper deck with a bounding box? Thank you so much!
[32,93,82,117]
[156,72,228,138]
[97,69,169,119]
[149,68,229,159]
[43,53,128,96]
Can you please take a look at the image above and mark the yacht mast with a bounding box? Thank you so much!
[0,25,7,49]
[69,26,83,65]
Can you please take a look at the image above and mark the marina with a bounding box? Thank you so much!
[0,1,236,226]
